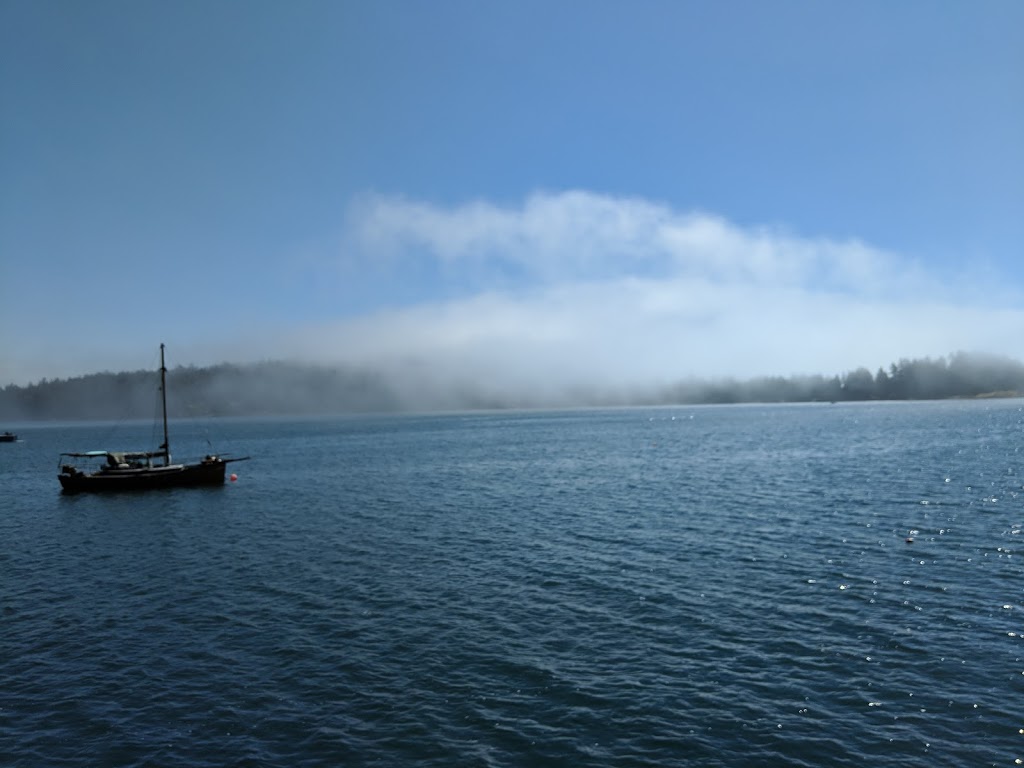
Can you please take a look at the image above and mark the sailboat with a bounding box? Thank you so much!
[58,344,249,494]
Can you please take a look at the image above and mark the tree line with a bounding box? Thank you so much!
[655,351,1024,405]
[0,361,400,421]
[1,350,1022,421]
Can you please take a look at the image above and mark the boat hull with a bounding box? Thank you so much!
[58,459,228,494]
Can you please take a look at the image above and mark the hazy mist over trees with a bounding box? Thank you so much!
[655,351,1024,406]
[1,351,1022,421]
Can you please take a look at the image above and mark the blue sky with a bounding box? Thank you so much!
[2,0,1022,393]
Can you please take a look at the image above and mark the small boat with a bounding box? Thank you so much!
[0,431,17,442]
[58,344,249,494]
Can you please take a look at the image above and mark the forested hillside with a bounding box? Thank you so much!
[0,362,401,420]
[1,351,1021,421]
[654,351,1024,405]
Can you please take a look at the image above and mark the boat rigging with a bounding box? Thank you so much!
[58,344,250,493]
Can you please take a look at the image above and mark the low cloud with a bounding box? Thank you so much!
[7,190,1019,397]
[348,191,927,293]
[278,191,1022,396]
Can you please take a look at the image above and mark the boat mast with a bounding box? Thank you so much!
[159,343,170,465]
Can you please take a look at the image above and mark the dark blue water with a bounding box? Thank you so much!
[2,401,1023,767]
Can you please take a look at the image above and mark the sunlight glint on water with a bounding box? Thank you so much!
[2,400,1023,767]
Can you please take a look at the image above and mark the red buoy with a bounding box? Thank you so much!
[230,473,238,482]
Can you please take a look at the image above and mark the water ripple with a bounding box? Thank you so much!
[2,402,1023,766]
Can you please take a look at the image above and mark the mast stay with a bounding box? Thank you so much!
[159,342,170,465]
